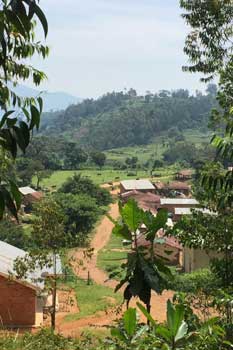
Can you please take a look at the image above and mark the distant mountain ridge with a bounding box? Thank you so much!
[13,84,82,112]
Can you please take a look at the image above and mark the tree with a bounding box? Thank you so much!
[0,0,48,219]
[111,199,172,313]
[0,218,27,249]
[59,174,112,206]
[54,193,100,246]
[64,143,88,170]
[125,156,138,169]
[90,151,106,169]
[14,198,71,329]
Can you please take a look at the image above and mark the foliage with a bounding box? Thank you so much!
[54,192,101,246]
[63,143,88,170]
[0,218,28,249]
[41,89,216,150]
[90,150,106,169]
[59,173,112,206]
[112,199,172,311]
[0,0,48,219]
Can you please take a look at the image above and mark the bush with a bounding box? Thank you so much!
[127,172,137,176]
[171,268,220,294]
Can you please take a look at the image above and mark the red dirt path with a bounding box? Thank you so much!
[57,190,173,336]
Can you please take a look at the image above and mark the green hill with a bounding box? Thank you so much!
[40,88,217,150]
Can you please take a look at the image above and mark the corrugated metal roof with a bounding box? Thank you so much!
[0,241,62,290]
[174,207,214,215]
[19,186,36,195]
[160,198,199,205]
[121,180,155,190]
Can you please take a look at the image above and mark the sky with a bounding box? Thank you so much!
[30,0,205,99]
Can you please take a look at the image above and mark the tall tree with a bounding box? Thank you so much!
[14,198,71,329]
[0,0,48,219]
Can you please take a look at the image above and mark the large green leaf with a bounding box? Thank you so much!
[174,320,188,343]
[123,308,137,337]
[167,300,185,337]
[145,209,168,242]
[136,302,157,327]
[110,328,126,341]
[121,199,143,232]
[112,222,132,240]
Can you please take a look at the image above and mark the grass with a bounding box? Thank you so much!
[105,129,210,164]
[33,129,207,190]
[97,232,128,279]
[64,278,122,322]
[34,167,177,190]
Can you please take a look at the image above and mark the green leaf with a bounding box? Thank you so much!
[33,2,48,37]
[0,110,14,128]
[123,308,137,337]
[9,181,22,210]
[174,321,188,343]
[1,188,18,220]
[30,105,40,130]
[5,9,26,37]
[122,199,143,232]
[136,302,157,327]
[37,97,43,114]
[112,222,132,240]
[156,325,172,342]
[110,328,126,341]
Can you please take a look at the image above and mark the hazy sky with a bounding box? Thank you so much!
[31,0,205,98]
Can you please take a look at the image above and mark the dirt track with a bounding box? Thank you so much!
[57,191,173,336]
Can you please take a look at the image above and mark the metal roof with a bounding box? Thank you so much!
[0,241,62,290]
[19,186,36,195]
[174,207,214,215]
[121,180,155,190]
[160,198,199,205]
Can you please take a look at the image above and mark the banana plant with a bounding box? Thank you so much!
[111,199,173,314]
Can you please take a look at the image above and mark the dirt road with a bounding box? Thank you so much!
[58,191,173,336]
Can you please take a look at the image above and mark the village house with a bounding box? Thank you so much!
[175,169,193,181]
[119,179,155,194]
[19,186,43,212]
[159,198,199,215]
[120,190,160,214]
[0,241,62,328]
[136,220,182,266]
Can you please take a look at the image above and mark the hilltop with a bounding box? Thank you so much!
[40,87,217,150]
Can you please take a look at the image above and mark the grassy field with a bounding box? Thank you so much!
[64,278,122,322]
[34,129,207,190]
[97,232,128,280]
[105,129,210,164]
[36,167,177,190]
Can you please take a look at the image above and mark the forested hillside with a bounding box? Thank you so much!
[41,87,217,150]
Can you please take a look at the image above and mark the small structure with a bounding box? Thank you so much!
[19,186,43,212]
[183,247,223,273]
[120,190,160,214]
[159,198,199,215]
[0,241,62,328]
[136,226,182,266]
[153,181,167,195]
[120,180,155,194]
[175,169,193,181]
[166,181,191,197]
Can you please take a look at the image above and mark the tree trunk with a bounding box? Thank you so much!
[51,253,57,330]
